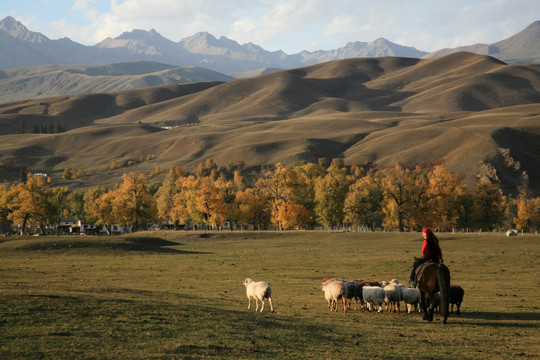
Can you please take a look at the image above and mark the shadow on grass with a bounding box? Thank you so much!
[454,311,540,326]
[2,293,345,359]
[17,236,211,255]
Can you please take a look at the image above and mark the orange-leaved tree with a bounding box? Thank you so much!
[195,176,229,229]
[274,199,313,230]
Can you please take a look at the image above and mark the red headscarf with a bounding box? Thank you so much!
[422,228,443,261]
[422,228,433,237]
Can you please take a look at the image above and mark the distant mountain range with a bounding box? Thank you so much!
[424,21,540,64]
[0,15,429,73]
[1,16,539,103]
[3,16,540,75]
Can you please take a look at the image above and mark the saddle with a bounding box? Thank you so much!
[415,260,435,282]
[415,261,439,292]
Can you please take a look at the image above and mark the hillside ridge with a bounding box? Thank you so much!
[1,53,540,197]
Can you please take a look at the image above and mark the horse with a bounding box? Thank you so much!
[416,262,450,324]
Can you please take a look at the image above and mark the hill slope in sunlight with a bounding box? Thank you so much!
[1,52,540,195]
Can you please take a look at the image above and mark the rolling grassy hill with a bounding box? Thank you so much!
[0,61,234,104]
[1,52,540,195]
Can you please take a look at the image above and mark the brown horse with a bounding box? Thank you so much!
[416,262,450,324]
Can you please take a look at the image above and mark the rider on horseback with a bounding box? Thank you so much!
[410,227,443,286]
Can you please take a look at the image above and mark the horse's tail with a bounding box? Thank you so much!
[437,263,451,323]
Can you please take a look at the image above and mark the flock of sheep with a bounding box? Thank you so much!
[243,277,464,316]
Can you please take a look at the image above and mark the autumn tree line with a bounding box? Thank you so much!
[1,158,540,235]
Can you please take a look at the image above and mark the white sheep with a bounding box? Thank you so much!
[321,278,344,311]
[243,278,274,313]
[362,286,385,313]
[383,283,401,313]
[398,286,420,314]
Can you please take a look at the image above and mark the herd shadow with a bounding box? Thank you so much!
[450,311,540,327]
[458,311,540,321]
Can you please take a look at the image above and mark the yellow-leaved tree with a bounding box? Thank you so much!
[425,165,467,230]
[84,186,115,235]
[344,172,384,230]
[155,166,183,227]
[113,172,157,232]
[260,162,315,230]
[171,175,203,228]
[381,164,420,231]
[8,173,48,235]
[235,179,271,230]
[0,184,10,233]
[314,159,352,229]
[514,196,540,232]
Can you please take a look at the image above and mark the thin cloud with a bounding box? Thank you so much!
[2,0,539,52]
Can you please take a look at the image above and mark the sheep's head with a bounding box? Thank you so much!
[243,278,252,286]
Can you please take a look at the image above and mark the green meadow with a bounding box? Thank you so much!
[1,231,538,359]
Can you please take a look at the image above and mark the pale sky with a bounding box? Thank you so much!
[2,0,539,54]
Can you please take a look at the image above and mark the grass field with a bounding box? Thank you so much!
[0,230,539,359]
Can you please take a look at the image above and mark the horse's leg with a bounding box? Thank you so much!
[420,291,429,321]
[427,293,434,322]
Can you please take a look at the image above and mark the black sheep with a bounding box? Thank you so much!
[449,285,465,315]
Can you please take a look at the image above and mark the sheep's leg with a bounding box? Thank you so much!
[255,299,259,312]
[268,297,274,312]
[260,298,265,312]
[248,297,251,310]
[360,299,366,311]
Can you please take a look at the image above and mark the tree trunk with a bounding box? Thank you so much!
[20,213,29,235]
